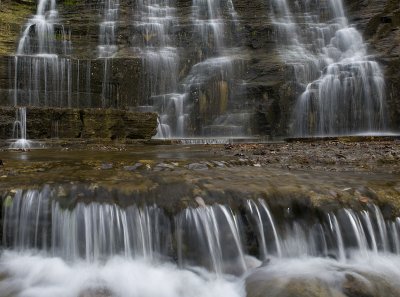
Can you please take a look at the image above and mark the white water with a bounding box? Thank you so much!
[0,252,244,297]
[247,253,400,297]
[270,0,387,136]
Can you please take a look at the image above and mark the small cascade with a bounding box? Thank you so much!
[3,186,400,268]
[3,186,400,296]
[147,0,248,138]
[176,205,247,275]
[270,0,387,136]
[175,0,247,137]
[98,0,120,108]
[13,0,73,107]
[246,200,282,259]
[245,200,400,259]
[3,187,171,261]
[131,0,180,137]
[9,107,31,150]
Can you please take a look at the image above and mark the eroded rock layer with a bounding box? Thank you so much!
[0,0,398,137]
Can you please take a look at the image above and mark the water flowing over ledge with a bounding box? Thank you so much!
[3,187,400,265]
[1,186,400,297]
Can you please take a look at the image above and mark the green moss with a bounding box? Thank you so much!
[0,1,36,55]
[63,0,80,7]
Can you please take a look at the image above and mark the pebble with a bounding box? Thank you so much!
[187,163,209,171]
[155,163,175,171]
[195,196,206,207]
[212,161,225,167]
[123,163,143,171]
[101,163,113,170]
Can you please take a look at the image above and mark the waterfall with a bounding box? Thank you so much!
[131,0,180,138]
[3,187,172,261]
[176,205,247,274]
[9,107,31,150]
[177,0,248,137]
[143,0,248,138]
[11,0,92,108]
[2,186,400,296]
[13,0,73,107]
[270,0,387,136]
[3,187,400,264]
[98,0,120,108]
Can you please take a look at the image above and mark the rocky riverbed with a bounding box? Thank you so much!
[217,138,400,174]
[1,140,400,217]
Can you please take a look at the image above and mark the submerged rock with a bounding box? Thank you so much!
[101,163,113,170]
[187,163,209,171]
[79,288,114,297]
[123,163,143,171]
[247,276,345,297]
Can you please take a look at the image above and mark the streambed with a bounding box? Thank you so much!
[0,141,400,297]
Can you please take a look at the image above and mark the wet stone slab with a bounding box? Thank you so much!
[0,141,399,217]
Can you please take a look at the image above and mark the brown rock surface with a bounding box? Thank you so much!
[0,107,157,140]
[0,0,398,135]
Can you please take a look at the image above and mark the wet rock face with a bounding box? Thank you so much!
[0,0,399,136]
[246,264,400,297]
[0,107,157,140]
[344,0,400,131]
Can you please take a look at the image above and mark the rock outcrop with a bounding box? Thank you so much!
[0,0,398,137]
[0,107,157,140]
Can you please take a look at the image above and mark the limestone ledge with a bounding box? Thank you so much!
[0,106,158,140]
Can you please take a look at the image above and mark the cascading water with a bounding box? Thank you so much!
[13,0,73,107]
[176,0,248,138]
[3,187,400,261]
[142,0,249,138]
[8,107,31,150]
[270,0,387,136]
[176,205,247,274]
[11,0,93,108]
[2,186,400,296]
[131,0,180,138]
[98,0,119,108]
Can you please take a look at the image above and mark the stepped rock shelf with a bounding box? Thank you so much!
[0,0,399,137]
[0,1,400,297]
[0,106,158,141]
[1,141,400,297]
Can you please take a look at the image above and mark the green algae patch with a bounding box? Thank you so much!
[0,1,36,55]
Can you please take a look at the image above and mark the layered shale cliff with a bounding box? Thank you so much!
[0,0,399,137]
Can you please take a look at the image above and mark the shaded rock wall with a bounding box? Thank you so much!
[0,107,157,140]
[0,0,399,137]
